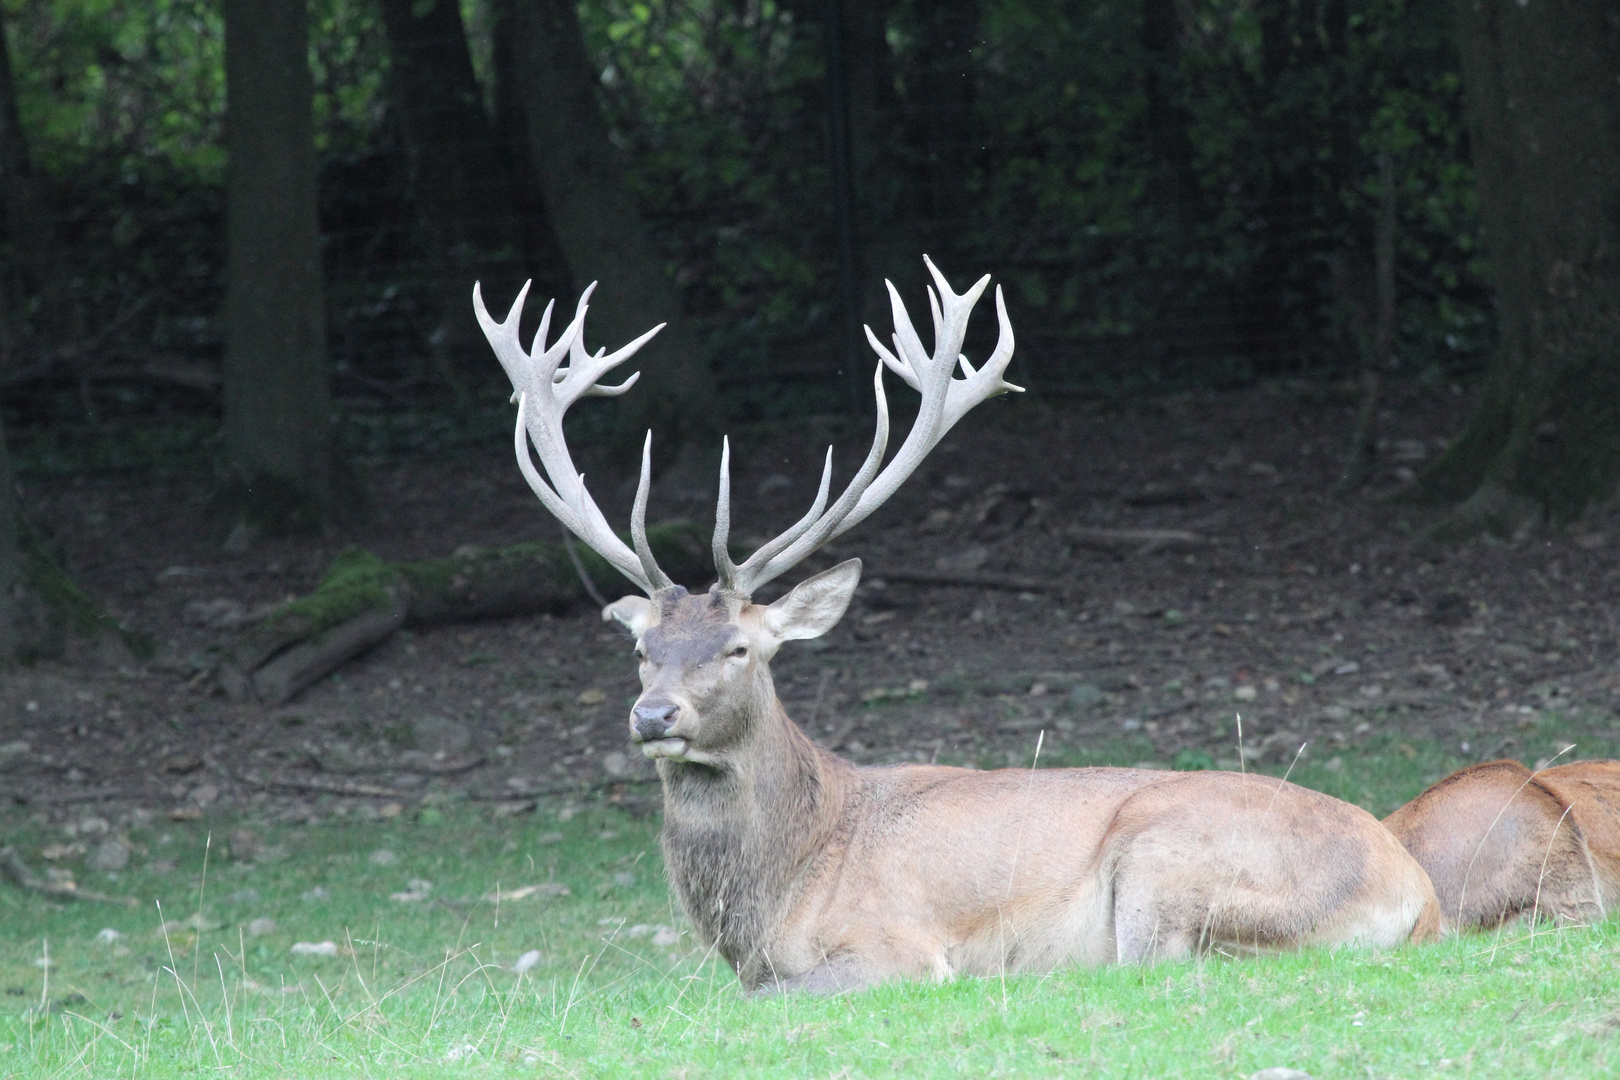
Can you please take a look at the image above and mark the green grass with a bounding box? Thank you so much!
[5,731,1620,1078]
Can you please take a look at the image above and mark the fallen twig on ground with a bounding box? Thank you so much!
[463,776,660,801]
[1063,526,1212,553]
[0,846,137,906]
[12,787,128,806]
[869,568,1051,592]
[237,772,409,799]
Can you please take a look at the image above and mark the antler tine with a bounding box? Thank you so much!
[738,448,833,577]
[927,284,943,353]
[741,363,891,592]
[482,282,671,596]
[514,394,652,593]
[713,436,734,587]
[924,255,991,371]
[940,284,1021,433]
[715,445,835,591]
[710,260,1016,596]
[884,279,931,382]
[552,284,664,406]
[830,264,1014,542]
[475,279,531,388]
[865,319,916,390]
[632,433,674,591]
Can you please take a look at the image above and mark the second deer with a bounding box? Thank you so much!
[476,259,1441,994]
[1385,758,1620,932]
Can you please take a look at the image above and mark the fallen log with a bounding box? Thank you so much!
[219,521,709,706]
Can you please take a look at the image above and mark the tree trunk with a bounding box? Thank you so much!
[1140,0,1196,229]
[0,16,29,662]
[0,11,80,359]
[0,409,22,661]
[1,19,59,662]
[501,0,718,470]
[907,0,979,267]
[1235,0,1313,376]
[377,0,530,391]
[841,0,920,321]
[1410,0,1620,533]
[1139,0,1208,368]
[221,0,338,530]
[490,1,572,300]
[823,0,864,409]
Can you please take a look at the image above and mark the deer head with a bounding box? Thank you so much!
[475,257,1018,769]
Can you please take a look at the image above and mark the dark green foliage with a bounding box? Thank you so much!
[1,0,1487,441]
[590,0,1487,403]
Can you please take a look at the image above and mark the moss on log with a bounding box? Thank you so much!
[222,521,709,705]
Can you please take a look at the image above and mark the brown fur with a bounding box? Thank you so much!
[630,586,1440,993]
[1385,759,1620,931]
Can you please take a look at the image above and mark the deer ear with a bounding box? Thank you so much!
[763,559,862,642]
[602,595,655,635]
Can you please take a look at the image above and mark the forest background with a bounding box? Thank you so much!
[0,0,1616,661]
[0,0,1482,449]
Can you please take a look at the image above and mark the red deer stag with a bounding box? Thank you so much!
[1384,758,1620,932]
[474,260,1440,994]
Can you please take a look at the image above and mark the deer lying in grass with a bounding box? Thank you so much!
[1385,759,1620,932]
[475,260,1440,994]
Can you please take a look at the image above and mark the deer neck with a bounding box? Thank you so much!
[657,684,853,980]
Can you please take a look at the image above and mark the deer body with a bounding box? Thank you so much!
[629,584,1438,993]
[476,260,1440,993]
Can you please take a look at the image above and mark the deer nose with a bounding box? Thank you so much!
[632,702,679,741]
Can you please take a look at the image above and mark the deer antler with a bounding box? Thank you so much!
[480,260,1017,599]
[475,280,673,595]
[713,256,1019,596]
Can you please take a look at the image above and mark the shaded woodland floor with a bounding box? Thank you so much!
[5,380,1620,838]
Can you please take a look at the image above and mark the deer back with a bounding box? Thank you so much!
[1384,759,1620,930]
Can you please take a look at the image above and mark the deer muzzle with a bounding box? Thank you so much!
[632,702,679,742]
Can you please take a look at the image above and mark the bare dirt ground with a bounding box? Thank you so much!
[6,380,1620,838]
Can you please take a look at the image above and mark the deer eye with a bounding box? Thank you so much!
[728,645,748,659]
[634,647,647,661]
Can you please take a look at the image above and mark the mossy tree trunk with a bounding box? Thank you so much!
[501,0,718,472]
[0,414,144,663]
[1409,1,1620,534]
[221,0,339,531]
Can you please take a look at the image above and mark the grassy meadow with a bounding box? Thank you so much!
[5,726,1620,1079]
